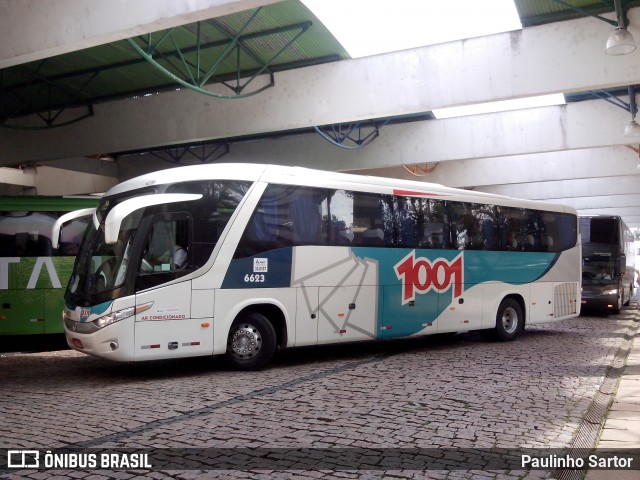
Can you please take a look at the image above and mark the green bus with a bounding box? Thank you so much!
[0,196,98,335]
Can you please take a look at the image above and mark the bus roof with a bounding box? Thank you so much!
[0,195,99,212]
[107,163,575,214]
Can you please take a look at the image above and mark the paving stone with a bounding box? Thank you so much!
[1,309,638,479]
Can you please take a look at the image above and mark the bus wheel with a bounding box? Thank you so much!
[494,298,523,341]
[226,312,276,370]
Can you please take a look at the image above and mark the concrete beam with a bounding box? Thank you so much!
[578,207,640,221]
[350,146,640,188]
[0,160,116,195]
[45,157,119,178]
[3,8,640,164]
[0,0,280,69]
[31,166,117,195]
[0,166,35,187]
[477,176,640,229]
[542,192,640,228]
[476,175,640,201]
[545,193,640,210]
[2,99,637,168]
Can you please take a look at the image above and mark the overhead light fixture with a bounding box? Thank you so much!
[624,119,640,136]
[605,0,636,55]
[594,85,640,136]
[606,26,637,55]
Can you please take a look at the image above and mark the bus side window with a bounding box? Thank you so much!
[474,205,497,250]
[166,179,251,267]
[141,217,190,273]
[1,212,56,256]
[543,212,576,252]
[392,197,415,247]
[501,207,526,251]
[290,187,325,245]
[448,202,481,250]
[0,233,13,256]
[351,192,390,247]
[419,199,447,249]
[324,190,354,246]
[236,185,329,257]
[15,232,53,256]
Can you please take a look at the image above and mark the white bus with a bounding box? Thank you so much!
[60,164,581,369]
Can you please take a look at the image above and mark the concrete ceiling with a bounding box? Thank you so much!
[2,0,640,228]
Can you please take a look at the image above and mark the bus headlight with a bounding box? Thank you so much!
[93,306,136,329]
[600,289,618,296]
[93,302,153,330]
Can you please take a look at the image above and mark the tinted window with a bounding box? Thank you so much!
[135,213,191,291]
[166,180,250,267]
[580,217,619,244]
[234,184,577,256]
[0,211,90,257]
[236,185,328,257]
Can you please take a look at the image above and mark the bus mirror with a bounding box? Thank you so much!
[51,208,97,249]
[619,254,626,273]
[104,193,202,244]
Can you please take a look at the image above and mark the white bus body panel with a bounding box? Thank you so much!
[134,281,214,359]
[295,286,318,346]
[529,282,555,323]
[291,247,379,344]
[317,285,378,344]
[434,283,485,333]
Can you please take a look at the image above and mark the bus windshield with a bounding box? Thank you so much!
[582,252,616,285]
[67,207,143,300]
[66,180,251,306]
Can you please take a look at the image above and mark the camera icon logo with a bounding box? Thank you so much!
[7,450,40,468]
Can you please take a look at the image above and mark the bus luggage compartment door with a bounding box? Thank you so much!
[295,286,318,346]
[529,282,554,323]
[381,285,439,338]
[317,285,377,343]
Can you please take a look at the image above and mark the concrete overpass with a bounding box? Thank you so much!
[1,0,640,227]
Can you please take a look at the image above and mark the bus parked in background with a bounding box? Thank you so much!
[61,164,581,369]
[580,215,635,313]
[0,196,98,335]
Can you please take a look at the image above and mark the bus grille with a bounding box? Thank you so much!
[554,282,578,318]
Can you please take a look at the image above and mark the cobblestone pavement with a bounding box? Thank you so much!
[1,307,639,480]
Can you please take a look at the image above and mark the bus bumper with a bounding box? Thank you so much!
[64,320,135,361]
[580,292,619,311]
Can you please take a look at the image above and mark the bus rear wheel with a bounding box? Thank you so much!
[226,312,276,370]
[494,298,524,341]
